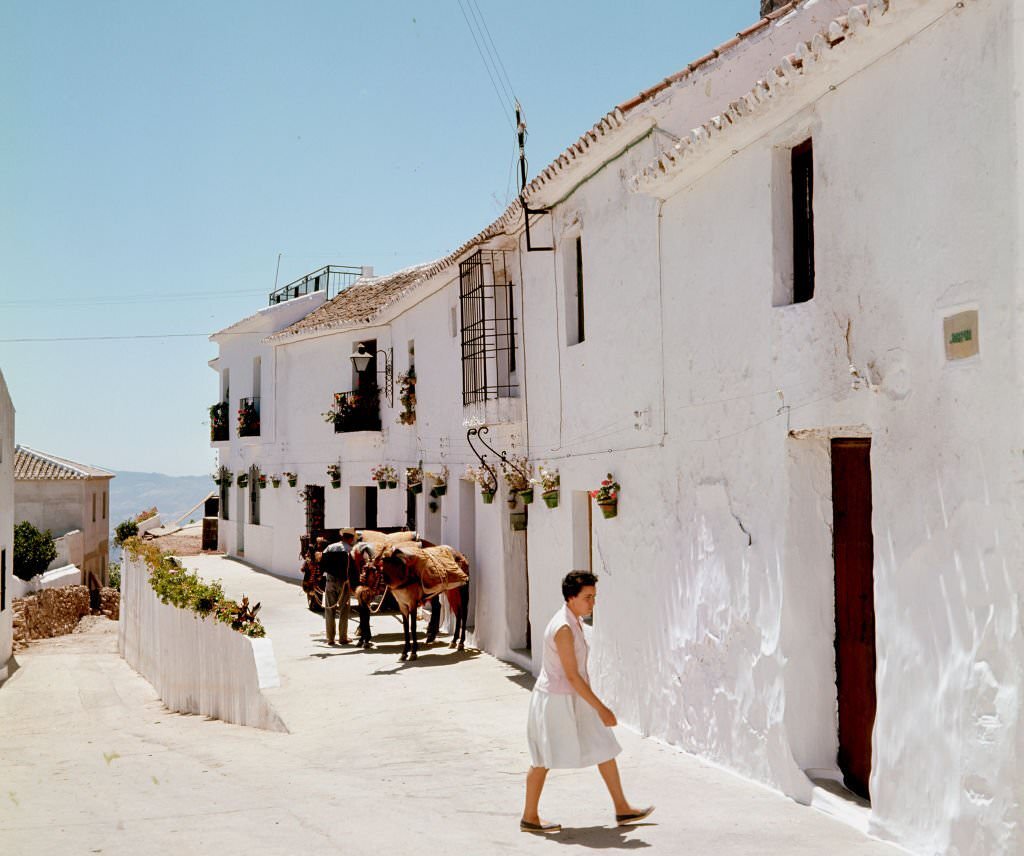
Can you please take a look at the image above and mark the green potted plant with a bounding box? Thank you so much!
[590,473,621,519]
[428,466,449,497]
[257,473,268,489]
[502,456,533,504]
[327,463,342,489]
[466,466,495,503]
[283,471,297,487]
[236,472,248,488]
[406,465,423,494]
[536,466,560,508]
[371,464,395,489]
[396,368,416,425]
[271,475,281,488]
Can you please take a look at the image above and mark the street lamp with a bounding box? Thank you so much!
[350,344,394,406]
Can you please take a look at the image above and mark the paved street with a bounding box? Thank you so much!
[0,555,902,855]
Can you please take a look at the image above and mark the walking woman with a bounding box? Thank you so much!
[522,571,653,833]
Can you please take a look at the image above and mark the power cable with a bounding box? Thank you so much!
[468,0,517,110]
[456,0,514,129]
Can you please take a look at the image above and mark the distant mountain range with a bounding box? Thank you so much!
[109,471,213,559]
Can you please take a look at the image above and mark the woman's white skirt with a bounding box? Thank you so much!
[527,690,622,769]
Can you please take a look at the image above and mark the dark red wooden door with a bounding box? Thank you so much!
[831,439,877,800]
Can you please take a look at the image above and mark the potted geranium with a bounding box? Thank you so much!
[590,473,621,519]
[466,466,495,504]
[236,472,248,488]
[396,368,416,425]
[271,475,281,488]
[428,466,449,497]
[536,466,560,508]
[406,465,423,494]
[327,463,341,489]
[257,473,268,489]
[283,471,298,487]
[502,456,533,504]
[371,464,398,489]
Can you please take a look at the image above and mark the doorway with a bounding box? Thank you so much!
[830,438,877,800]
[236,487,246,554]
[304,485,325,539]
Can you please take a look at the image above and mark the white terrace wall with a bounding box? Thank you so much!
[119,553,285,731]
[522,2,1023,854]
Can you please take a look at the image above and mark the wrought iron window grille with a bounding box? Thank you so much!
[459,249,519,406]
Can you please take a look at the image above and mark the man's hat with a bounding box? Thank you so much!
[340,528,357,538]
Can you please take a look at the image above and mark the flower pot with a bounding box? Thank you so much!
[410,482,423,495]
[377,480,387,490]
[597,500,618,519]
[387,480,398,490]
[509,511,528,531]
[481,490,495,504]
[331,480,341,489]
[287,478,297,487]
[271,479,281,488]
[542,490,559,509]
[432,483,447,497]
[519,488,534,505]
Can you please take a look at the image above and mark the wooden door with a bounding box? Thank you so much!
[831,439,877,799]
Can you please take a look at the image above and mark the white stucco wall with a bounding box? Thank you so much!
[0,370,14,673]
[118,554,285,732]
[517,2,1023,854]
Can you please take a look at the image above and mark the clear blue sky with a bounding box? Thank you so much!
[1,0,760,475]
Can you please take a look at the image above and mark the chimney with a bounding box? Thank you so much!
[361,265,374,278]
[760,0,792,15]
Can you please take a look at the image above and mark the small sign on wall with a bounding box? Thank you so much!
[943,310,979,360]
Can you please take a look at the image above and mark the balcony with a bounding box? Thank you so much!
[210,402,229,442]
[268,265,365,306]
[324,385,381,433]
[238,397,261,437]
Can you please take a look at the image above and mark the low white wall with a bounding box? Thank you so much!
[136,515,162,536]
[47,529,84,572]
[118,553,286,732]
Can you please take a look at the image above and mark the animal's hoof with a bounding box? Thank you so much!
[457,642,465,651]
[424,636,436,645]
[409,651,418,661]
[399,653,408,662]
[449,641,457,649]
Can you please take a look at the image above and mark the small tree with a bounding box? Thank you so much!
[13,521,57,581]
[107,562,121,591]
[114,519,139,547]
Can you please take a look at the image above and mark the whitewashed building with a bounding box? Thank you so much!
[209,1,1023,851]
[0,370,14,677]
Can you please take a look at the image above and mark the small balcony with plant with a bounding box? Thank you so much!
[238,397,261,438]
[323,384,381,433]
[210,401,229,442]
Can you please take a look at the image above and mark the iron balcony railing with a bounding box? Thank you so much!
[238,396,261,437]
[269,265,364,306]
[326,386,381,433]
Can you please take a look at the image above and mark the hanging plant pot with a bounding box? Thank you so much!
[271,477,281,488]
[409,482,423,495]
[509,511,528,531]
[377,480,387,490]
[432,483,448,497]
[387,480,398,490]
[597,500,618,519]
[481,490,495,504]
[519,488,534,505]
[542,490,559,509]
[331,479,342,489]
[287,477,297,487]
[237,475,248,488]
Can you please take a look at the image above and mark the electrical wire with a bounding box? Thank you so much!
[468,0,517,111]
[455,0,514,129]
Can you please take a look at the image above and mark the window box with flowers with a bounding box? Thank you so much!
[427,466,449,497]
[371,464,398,490]
[590,474,621,519]
[406,465,423,494]
[396,368,416,426]
[535,466,560,508]
[327,464,342,489]
[283,472,298,487]
[465,466,495,503]
[209,401,229,442]
[324,385,381,433]
[502,456,533,504]
[237,397,260,437]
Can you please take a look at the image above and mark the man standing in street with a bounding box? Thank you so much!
[321,529,355,645]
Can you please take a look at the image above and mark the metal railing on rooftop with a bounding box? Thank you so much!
[268,265,365,306]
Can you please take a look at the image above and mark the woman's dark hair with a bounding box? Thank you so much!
[562,571,598,601]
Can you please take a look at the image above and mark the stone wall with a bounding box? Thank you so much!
[12,585,120,650]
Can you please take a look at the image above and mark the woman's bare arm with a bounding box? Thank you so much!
[554,625,617,727]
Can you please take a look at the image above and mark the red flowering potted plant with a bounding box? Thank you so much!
[590,474,621,519]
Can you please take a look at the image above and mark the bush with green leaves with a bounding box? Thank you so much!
[113,519,139,547]
[13,521,57,581]
[123,538,265,638]
[107,562,121,591]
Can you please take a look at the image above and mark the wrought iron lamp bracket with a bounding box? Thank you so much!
[466,425,529,493]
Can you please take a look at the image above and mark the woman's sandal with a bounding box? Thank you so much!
[616,805,655,826]
[520,819,562,834]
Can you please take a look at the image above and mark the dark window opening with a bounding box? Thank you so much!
[574,236,585,344]
[304,485,325,539]
[459,249,518,405]
[220,479,229,521]
[792,138,815,304]
[1,548,6,612]
[406,486,417,532]
[249,465,260,526]
[366,487,378,531]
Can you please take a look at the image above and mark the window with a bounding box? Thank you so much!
[92,493,96,523]
[249,465,260,525]
[459,249,518,405]
[1,548,6,611]
[791,138,815,304]
[102,490,107,520]
[565,236,585,345]
[220,478,229,521]
[222,368,230,403]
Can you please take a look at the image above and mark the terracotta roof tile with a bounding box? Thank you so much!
[14,445,115,481]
